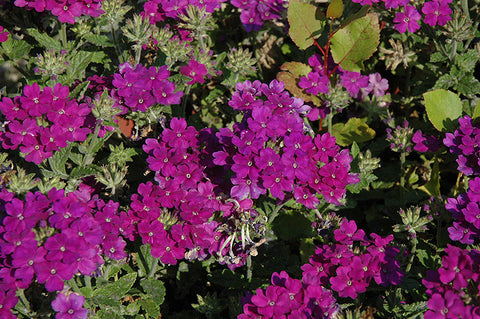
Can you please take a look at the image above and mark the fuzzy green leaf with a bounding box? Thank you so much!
[423,89,462,131]
[1,37,32,60]
[93,272,137,301]
[287,0,326,50]
[26,28,62,51]
[330,13,380,72]
[139,297,160,318]
[83,33,114,47]
[140,278,166,305]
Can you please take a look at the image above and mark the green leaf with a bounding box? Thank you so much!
[330,13,380,72]
[472,99,480,119]
[327,0,343,19]
[433,73,456,90]
[65,51,96,83]
[70,165,99,178]
[455,49,480,71]
[139,297,160,318]
[1,37,33,60]
[26,28,62,51]
[140,278,166,305]
[276,62,323,107]
[287,0,326,50]
[70,81,90,100]
[83,33,114,47]
[331,117,376,146]
[457,74,480,96]
[93,272,137,301]
[423,89,462,131]
[418,156,441,197]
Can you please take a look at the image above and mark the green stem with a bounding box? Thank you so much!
[246,255,252,282]
[405,234,417,273]
[180,85,192,118]
[268,201,287,223]
[17,289,33,315]
[111,23,124,64]
[60,23,68,49]
[400,149,406,205]
[81,121,102,167]
[327,112,333,135]
[460,0,470,19]
[134,44,142,66]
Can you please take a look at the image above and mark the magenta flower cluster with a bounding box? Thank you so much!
[111,63,183,113]
[51,292,88,319]
[215,79,359,206]
[444,115,480,176]
[352,0,452,32]
[13,0,104,24]
[445,177,480,244]
[298,54,389,100]
[134,117,266,268]
[422,245,480,318]
[0,83,92,164]
[412,130,442,153]
[239,271,340,318]
[0,26,8,43]
[141,0,225,24]
[230,0,288,32]
[239,219,404,318]
[0,185,131,317]
[302,219,404,299]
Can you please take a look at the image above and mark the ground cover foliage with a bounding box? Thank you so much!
[0,0,479,318]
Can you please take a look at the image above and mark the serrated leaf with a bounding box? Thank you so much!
[457,74,480,96]
[327,0,343,19]
[70,81,90,100]
[65,51,96,83]
[26,28,62,51]
[287,0,326,50]
[96,308,123,318]
[331,117,376,146]
[433,73,456,90]
[93,272,137,301]
[455,49,480,71]
[472,100,480,119]
[1,37,33,60]
[70,165,99,178]
[423,89,462,131]
[140,278,166,305]
[330,13,380,72]
[139,297,160,318]
[83,33,114,47]
[277,62,323,106]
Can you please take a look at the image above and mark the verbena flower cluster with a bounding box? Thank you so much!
[412,130,442,153]
[51,292,88,319]
[138,117,267,269]
[0,26,8,42]
[240,219,404,318]
[141,0,225,24]
[0,83,92,164]
[13,0,104,24]
[111,62,184,113]
[0,185,130,317]
[214,79,359,206]
[230,0,288,32]
[444,115,480,176]
[301,219,404,299]
[298,54,389,104]
[422,245,480,318]
[352,0,452,32]
[239,270,340,318]
[445,176,480,244]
